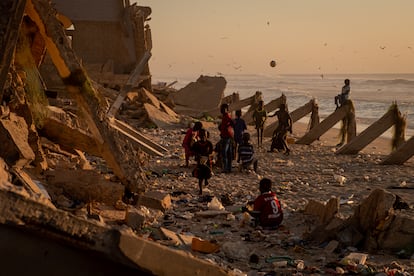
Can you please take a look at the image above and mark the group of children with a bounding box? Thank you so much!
[182,103,259,195]
[181,101,286,229]
[182,101,293,195]
[179,79,352,229]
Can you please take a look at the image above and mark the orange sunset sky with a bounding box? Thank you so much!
[136,1,414,77]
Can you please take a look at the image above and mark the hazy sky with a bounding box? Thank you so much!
[136,1,414,77]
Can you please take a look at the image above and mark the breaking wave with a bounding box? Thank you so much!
[364,78,414,86]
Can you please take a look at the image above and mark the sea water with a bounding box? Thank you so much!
[153,73,414,137]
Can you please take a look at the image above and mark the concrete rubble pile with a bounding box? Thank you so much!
[0,0,228,275]
[0,0,413,275]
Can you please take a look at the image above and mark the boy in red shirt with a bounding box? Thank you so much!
[244,178,283,229]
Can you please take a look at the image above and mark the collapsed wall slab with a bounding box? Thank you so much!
[0,186,229,275]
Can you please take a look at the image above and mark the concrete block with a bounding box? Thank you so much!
[125,208,146,230]
[304,197,339,224]
[137,191,171,212]
[0,114,35,167]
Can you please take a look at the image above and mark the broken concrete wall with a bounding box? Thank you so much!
[70,21,136,74]
[53,0,134,73]
[0,186,228,276]
[51,0,152,90]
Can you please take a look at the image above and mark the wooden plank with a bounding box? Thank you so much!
[0,0,27,93]
[336,109,395,155]
[382,136,414,165]
[264,100,313,137]
[109,118,167,157]
[296,104,348,145]
[107,51,152,118]
[26,0,127,182]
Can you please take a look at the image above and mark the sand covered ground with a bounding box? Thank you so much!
[137,119,414,274]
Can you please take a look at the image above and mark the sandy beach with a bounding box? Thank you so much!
[138,118,414,274]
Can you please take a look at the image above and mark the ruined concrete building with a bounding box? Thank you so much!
[44,0,153,91]
[0,0,228,274]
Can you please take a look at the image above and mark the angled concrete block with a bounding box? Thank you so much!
[382,135,414,165]
[337,109,395,155]
[296,105,348,145]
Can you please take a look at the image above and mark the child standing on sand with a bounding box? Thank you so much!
[182,121,203,167]
[252,100,267,148]
[191,129,214,195]
[233,109,247,159]
[269,103,292,155]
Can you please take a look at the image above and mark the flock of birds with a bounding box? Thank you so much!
[163,20,413,75]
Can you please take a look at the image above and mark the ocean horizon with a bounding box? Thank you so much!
[151,73,414,138]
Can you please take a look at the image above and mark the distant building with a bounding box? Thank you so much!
[50,0,152,90]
